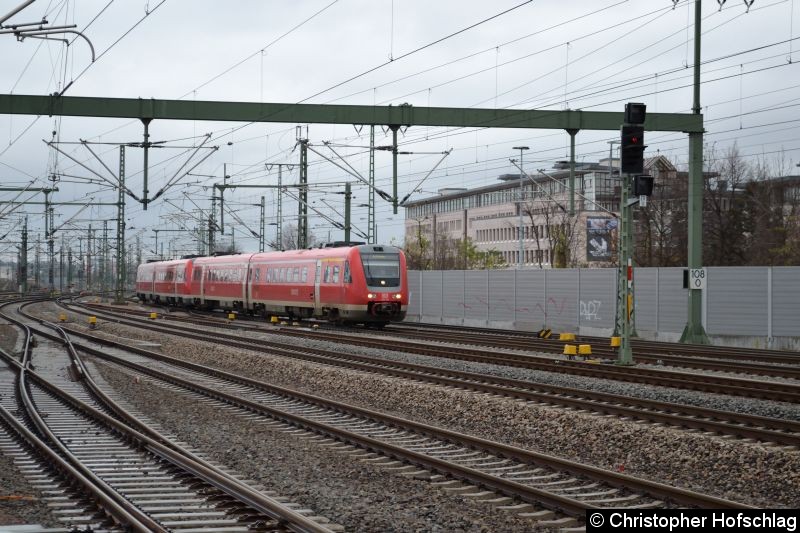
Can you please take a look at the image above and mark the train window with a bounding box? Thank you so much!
[343,261,351,283]
[324,265,330,283]
[194,269,202,281]
[279,268,285,282]
[332,265,340,283]
[301,267,308,282]
[254,268,260,282]
[293,267,300,282]
[361,252,401,287]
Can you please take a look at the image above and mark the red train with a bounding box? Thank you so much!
[135,244,408,326]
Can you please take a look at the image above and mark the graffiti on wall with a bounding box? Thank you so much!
[580,299,602,321]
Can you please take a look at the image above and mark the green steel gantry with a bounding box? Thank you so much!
[0,77,708,344]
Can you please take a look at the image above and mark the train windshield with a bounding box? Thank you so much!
[361,253,401,287]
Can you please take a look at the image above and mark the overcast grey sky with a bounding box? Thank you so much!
[2,0,799,257]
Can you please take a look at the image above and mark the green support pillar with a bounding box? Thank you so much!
[259,196,265,252]
[567,129,579,215]
[298,140,308,249]
[390,125,399,215]
[369,125,376,243]
[101,220,108,298]
[115,146,126,304]
[680,0,710,345]
[617,173,634,365]
[141,118,152,210]
[277,166,283,250]
[20,217,27,294]
[344,182,351,244]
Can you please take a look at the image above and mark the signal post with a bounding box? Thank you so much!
[616,103,653,366]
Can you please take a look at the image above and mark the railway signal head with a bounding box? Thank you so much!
[620,125,645,174]
[624,102,647,125]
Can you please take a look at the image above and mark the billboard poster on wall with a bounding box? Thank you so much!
[586,217,618,262]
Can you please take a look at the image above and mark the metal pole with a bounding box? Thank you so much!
[681,0,710,344]
[142,118,151,210]
[617,172,634,365]
[277,166,283,250]
[115,146,126,303]
[86,226,92,290]
[344,182,351,244]
[610,141,621,337]
[219,164,227,234]
[102,220,108,297]
[20,217,27,294]
[259,195,265,252]
[369,125,376,243]
[59,236,64,293]
[567,129,579,216]
[67,246,73,291]
[513,146,529,269]
[298,140,308,248]
[209,194,215,255]
[391,125,399,215]
[45,190,54,292]
[34,234,40,289]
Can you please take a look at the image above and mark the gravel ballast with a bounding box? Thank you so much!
[94,360,544,532]
[69,324,799,508]
[26,303,800,509]
[0,449,62,528]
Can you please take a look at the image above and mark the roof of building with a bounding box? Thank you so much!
[403,156,672,208]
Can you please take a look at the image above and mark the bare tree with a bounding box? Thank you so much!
[267,224,318,251]
[704,144,749,265]
[634,159,688,267]
[521,199,579,268]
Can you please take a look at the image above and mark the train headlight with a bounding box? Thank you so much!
[368,293,375,299]
[394,294,402,299]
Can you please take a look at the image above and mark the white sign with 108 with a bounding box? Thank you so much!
[689,268,706,290]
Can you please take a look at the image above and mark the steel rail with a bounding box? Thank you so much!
[376,327,800,378]
[0,300,164,532]
[53,303,800,446]
[1,300,334,533]
[391,322,800,365]
[59,321,755,513]
[66,301,800,402]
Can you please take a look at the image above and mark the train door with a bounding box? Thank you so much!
[313,260,322,314]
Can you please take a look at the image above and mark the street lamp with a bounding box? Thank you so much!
[513,146,530,269]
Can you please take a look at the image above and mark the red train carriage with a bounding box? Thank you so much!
[136,258,193,305]
[153,259,194,305]
[135,262,156,301]
[248,244,407,325]
[193,254,254,310]
[136,244,407,326]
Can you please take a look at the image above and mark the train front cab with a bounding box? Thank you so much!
[335,245,407,326]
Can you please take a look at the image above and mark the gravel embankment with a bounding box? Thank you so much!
[74,326,800,507]
[27,303,800,508]
[0,312,62,528]
[0,439,63,528]
[0,324,18,354]
[93,360,545,532]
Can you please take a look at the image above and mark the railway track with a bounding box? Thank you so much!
[72,301,800,403]
[390,321,800,368]
[54,301,800,447]
[0,299,337,532]
[14,302,755,524]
